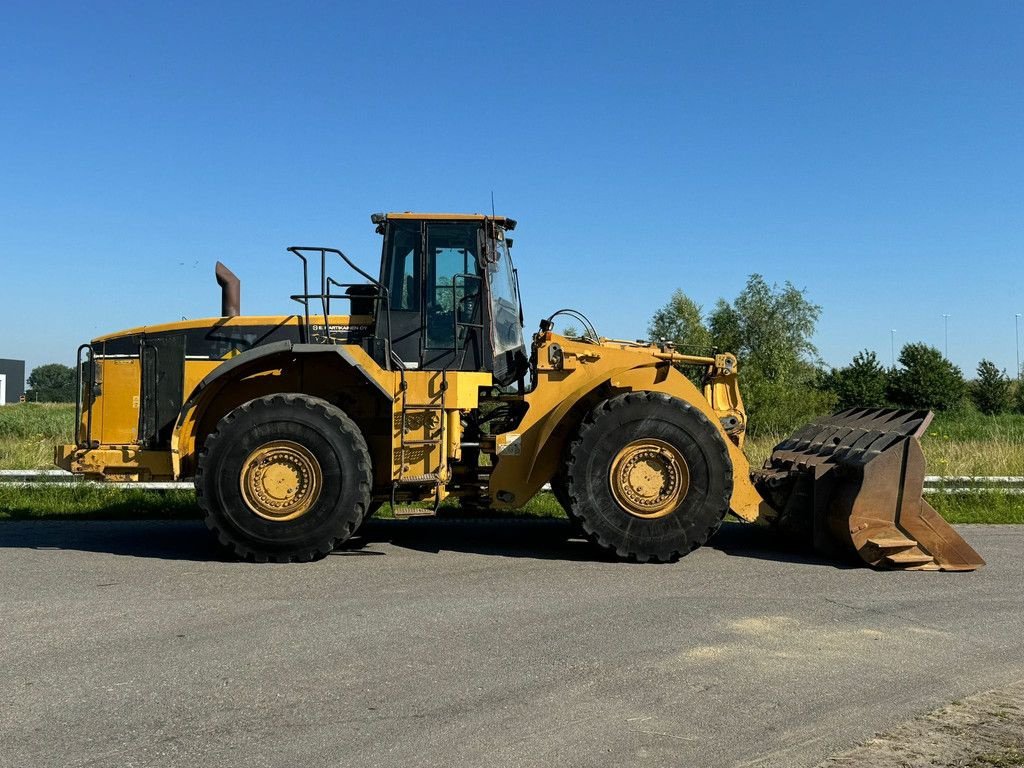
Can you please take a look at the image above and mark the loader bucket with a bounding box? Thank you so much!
[752,408,984,571]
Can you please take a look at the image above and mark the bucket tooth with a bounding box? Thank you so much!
[752,408,985,572]
[885,551,935,566]
[868,535,918,550]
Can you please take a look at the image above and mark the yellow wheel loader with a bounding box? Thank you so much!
[56,213,984,570]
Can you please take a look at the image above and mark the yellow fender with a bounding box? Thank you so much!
[171,342,394,479]
[488,354,762,522]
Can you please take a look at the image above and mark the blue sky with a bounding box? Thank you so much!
[2,1,1022,378]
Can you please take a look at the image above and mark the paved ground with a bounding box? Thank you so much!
[0,520,1021,768]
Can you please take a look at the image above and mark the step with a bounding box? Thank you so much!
[401,439,443,446]
[392,505,437,519]
[396,473,442,485]
[403,404,444,410]
[885,551,935,566]
[868,535,919,550]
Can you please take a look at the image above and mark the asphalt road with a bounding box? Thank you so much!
[1,520,1021,768]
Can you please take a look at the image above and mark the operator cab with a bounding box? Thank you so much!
[372,213,528,386]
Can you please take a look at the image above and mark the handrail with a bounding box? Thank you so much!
[287,249,311,343]
[74,344,95,448]
[286,246,394,363]
[323,248,393,364]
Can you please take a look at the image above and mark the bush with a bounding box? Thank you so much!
[823,350,889,410]
[647,289,712,354]
[739,366,837,437]
[971,359,1012,415]
[709,275,826,435]
[708,275,821,380]
[647,275,839,436]
[887,343,965,412]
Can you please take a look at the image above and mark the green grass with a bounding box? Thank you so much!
[0,485,201,521]
[930,410,1024,441]
[744,410,1024,477]
[0,402,75,470]
[923,411,1024,476]
[928,492,1024,524]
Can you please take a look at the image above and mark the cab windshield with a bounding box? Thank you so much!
[484,231,524,357]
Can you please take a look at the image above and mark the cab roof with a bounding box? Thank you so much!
[371,212,516,230]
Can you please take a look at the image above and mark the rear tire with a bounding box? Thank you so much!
[196,394,372,562]
[355,500,383,534]
[565,392,732,562]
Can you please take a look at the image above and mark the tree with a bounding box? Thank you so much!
[887,343,965,411]
[27,363,76,403]
[707,275,832,434]
[558,323,597,342]
[823,350,889,410]
[708,274,822,381]
[647,289,712,354]
[971,359,1011,415]
[1016,381,1024,415]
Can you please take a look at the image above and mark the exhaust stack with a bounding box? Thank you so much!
[215,261,240,317]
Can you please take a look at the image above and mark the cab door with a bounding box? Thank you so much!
[422,222,486,372]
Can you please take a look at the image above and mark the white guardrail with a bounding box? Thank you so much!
[0,470,191,490]
[1,470,1024,494]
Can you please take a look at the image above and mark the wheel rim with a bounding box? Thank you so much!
[239,440,323,522]
[609,438,689,519]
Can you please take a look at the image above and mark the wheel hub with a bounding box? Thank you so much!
[240,440,323,521]
[609,438,689,519]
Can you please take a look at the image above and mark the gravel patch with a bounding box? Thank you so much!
[818,680,1024,767]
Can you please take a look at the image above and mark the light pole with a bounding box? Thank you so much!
[890,329,896,368]
[943,313,950,358]
[1016,314,1021,381]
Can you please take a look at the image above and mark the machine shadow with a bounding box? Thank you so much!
[344,517,608,562]
[347,517,854,568]
[0,518,851,568]
[0,520,230,563]
[704,521,858,568]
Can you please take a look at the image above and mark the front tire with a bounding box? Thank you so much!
[550,468,572,514]
[565,392,732,562]
[196,394,372,562]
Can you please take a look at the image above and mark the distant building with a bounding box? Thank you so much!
[0,359,26,405]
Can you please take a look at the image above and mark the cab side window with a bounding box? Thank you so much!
[387,224,420,312]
